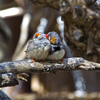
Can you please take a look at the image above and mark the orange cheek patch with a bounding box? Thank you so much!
[35,33,40,37]
[50,37,56,44]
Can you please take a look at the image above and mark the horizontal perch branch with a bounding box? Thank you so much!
[0,57,100,87]
[0,57,100,75]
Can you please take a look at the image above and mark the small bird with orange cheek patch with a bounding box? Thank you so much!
[25,32,51,62]
[45,31,65,60]
[34,32,45,39]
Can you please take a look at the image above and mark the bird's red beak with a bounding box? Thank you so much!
[35,33,40,37]
[45,34,49,39]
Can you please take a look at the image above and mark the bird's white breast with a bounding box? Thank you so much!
[47,49,65,60]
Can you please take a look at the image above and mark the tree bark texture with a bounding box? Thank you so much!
[29,0,100,62]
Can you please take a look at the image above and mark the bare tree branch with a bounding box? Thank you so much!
[0,73,18,87]
[0,57,100,87]
[0,72,29,87]
[0,58,100,75]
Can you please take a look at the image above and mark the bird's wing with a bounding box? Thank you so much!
[26,39,38,52]
[26,38,50,53]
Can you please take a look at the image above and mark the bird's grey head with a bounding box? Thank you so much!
[48,31,61,45]
[34,32,46,39]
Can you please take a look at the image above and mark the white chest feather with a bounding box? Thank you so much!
[47,49,65,60]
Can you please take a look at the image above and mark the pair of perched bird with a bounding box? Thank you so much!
[25,31,65,62]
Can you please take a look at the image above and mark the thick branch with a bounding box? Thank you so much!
[0,73,18,87]
[0,57,100,87]
[0,58,100,75]
[0,72,29,87]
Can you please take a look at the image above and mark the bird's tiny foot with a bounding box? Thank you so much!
[52,60,57,63]
[42,60,46,65]
[61,58,64,63]
[31,58,36,66]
